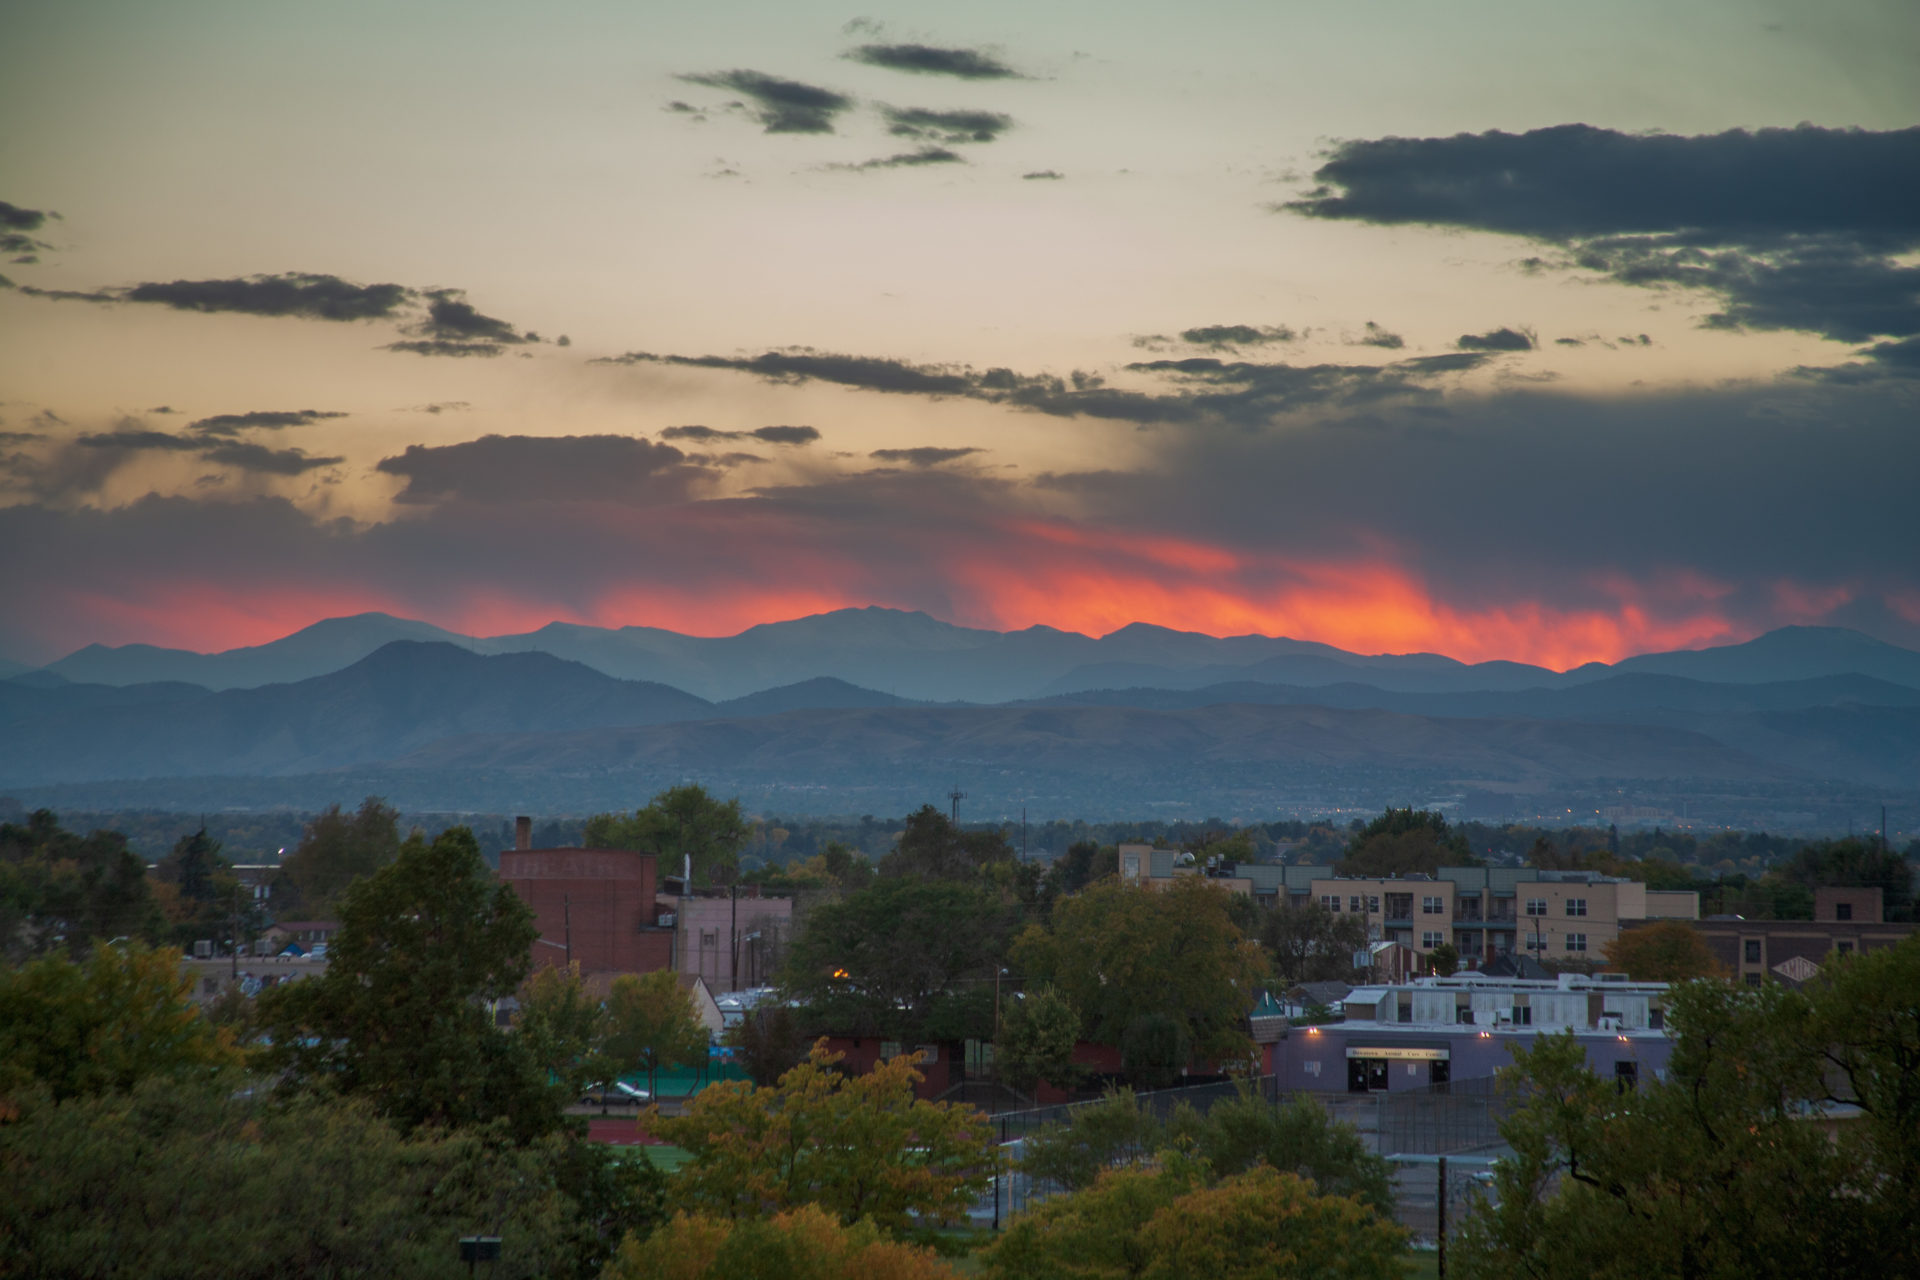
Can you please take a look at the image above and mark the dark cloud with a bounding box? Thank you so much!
[869,446,982,467]
[72,429,340,475]
[846,43,1021,79]
[1457,327,1535,352]
[189,409,347,437]
[680,70,854,134]
[418,290,529,344]
[1356,322,1404,350]
[1555,337,1586,347]
[1022,170,1064,181]
[752,425,820,445]
[660,424,820,446]
[376,434,718,505]
[195,442,344,475]
[124,273,410,321]
[384,339,506,358]
[149,406,178,415]
[0,200,56,257]
[1290,124,1920,353]
[1177,324,1297,350]
[883,107,1013,144]
[0,431,43,444]
[406,401,472,415]
[838,147,964,171]
[598,346,1487,427]
[6,378,1919,667]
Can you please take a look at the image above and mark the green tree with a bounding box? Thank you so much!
[1337,807,1475,877]
[1261,900,1370,986]
[1043,840,1116,898]
[1012,877,1268,1065]
[1777,836,1915,920]
[1427,940,1461,976]
[515,960,613,1100]
[585,784,750,885]
[604,1205,958,1280]
[154,825,226,904]
[1454,968,1913,1280]
[1172,1090,1394,1215]
[279,796,401,916]
[0,809,162,959]
[1121,1012,1191,1089]
[982,1156,1403,1280]
[1018,1088,1161,1193]
[782,877,1014,1042]
[605,969,709,1097]
[257,825,559,1139]
[0,1074,631,1280]
[649,1042,994,1236]
[0,943,241,1103]
[996,984,1081,1094]
[726,1002,811,1087]
[1603,919,1728,981]
[879,805,1016,880]
[1133,1168,1404,1280]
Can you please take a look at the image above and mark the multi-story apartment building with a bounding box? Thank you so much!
[1119,848,1698,966]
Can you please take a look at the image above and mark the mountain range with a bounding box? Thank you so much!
[31,609,1920,703]
[6,613,1919,819]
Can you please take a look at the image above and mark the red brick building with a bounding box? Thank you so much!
[496,819,673,976]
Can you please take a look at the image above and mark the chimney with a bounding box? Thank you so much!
[515,816,532,851]
[683,853,692,885]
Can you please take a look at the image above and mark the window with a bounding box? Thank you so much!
[700,929,718,947]
[1565,933,1587,952]
[1350,895,1364,913]
[1615,1061,1639,1092]
[1835,902,1853,921]
[1368,896,1380,913]
[1649,1008,1664,1030]
[1744,940,1761,963]
[1836,940,1855,955]
[1525,898,1547,916]
[1745,973,1763,987]
[1422,931,1444,949]
[1322,895,1340,912]
[1514,1005,1533,1026]
[1423,895,1444,914]
[1566,898,1587,917]
[1457,1006,1475,1024]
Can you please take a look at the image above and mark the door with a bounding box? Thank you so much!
[1348,1058,1371,1092]
[1429,1058,1450,1090]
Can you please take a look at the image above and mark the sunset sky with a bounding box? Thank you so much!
[3,0,1917,667]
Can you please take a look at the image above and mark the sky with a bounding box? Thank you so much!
[2,0,1917,667]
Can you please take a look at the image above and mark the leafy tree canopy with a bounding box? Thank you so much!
[258,825,559,1139]
[1261,900,1370,987]
[0,943,241,1104]
[1338,807,1475,877]
[880,804,1017,881]
[515,960,612,1100]
[605,969,709,1096]
[1459,938,1920,1279]
[1012,877,1267,1064]
[782,877,1014,1042]
[604,1205,958,1280]
[0,809,162,959]
[0,1073,661,1280]
[586,785,750,885]
[1602,919,1727,981]
[279,795,400,916]
[647,1042,994,1237]
[983,1155,1403,1280]
[726,1002,811,1087]
[996,983,1081,1094]
[1777,836,1914,920]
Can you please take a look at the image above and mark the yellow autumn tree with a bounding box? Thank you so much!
[646,1041,994,1235]
[604,1205,959,1280]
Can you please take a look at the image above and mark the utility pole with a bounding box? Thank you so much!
[1021,807,1027,861]
[563,893,572,968]
[230,885,241,982]
[1437,1155,1449,1279]
[729,881,740,993]
[949,786,967,825]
